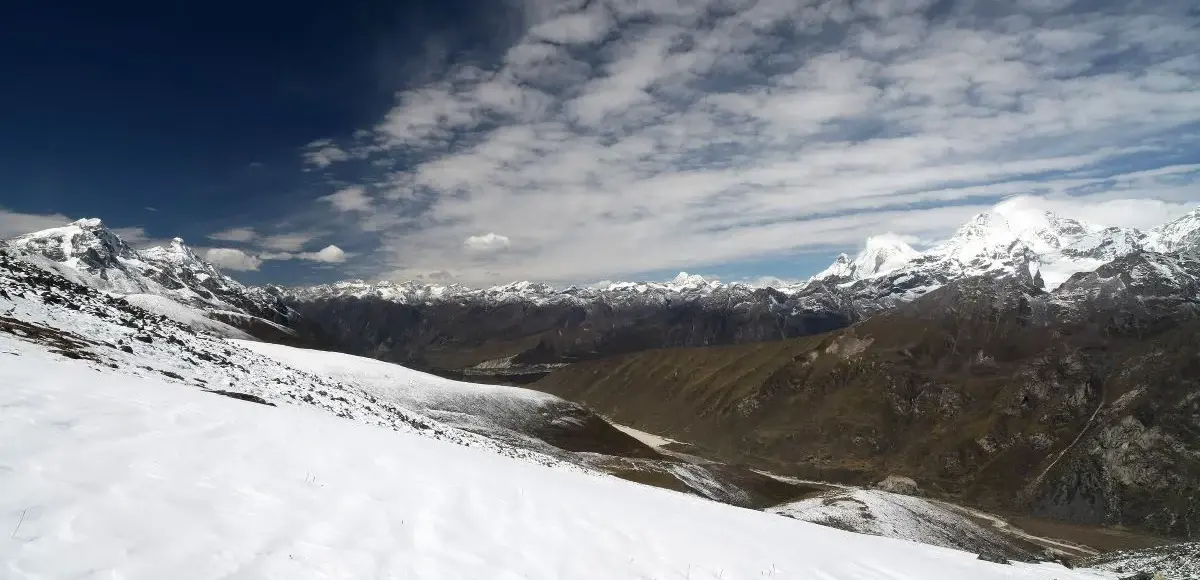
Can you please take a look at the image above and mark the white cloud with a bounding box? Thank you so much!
[318,187,372,212]
[109,227,174,249]
[309,245,347,263]
[260,233,314,252]
[301,139,350,169]
[293,0,1200,285]
[205,248,263,271]
[0,209,69,239]
[463,233,511,254]
[257,245,349,264]
[208,227,259,243]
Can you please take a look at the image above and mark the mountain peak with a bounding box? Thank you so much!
[72,217,105,229]
[811,235,918,285]
[1149,207,1200,254]
[671,271,708,287]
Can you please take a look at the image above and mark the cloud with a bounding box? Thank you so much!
[310,245,347,263]
[0,209,69,239]
[260,233,315,252]
[204,248,263,271]
[109,226,174,249]
[294,0,1200,285]
[463,233,511,253]
[208,227,259,243]
[318,186,372,212]
[301,138,350,169]
[258,245,349,264]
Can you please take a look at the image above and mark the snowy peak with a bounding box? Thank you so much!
[852,234,920,278]
[6,219,257,312]
[1149,208,1200,254]
[812,234,919,284]
[9,217,140,272]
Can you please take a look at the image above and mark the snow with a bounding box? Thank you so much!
[7,219,244,310]
[279,204,1196,312]
[1148,208,1200,253]
[610,422,679,448]
[769,489,1041,560]
[229,340,578,439]
[0,248,569,468]
[0,342,1111,580]
[122,293,253,339]
[812,234,921,284]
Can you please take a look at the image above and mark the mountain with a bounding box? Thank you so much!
[5,218,325,345]
[1149,208,1200,254]
[267,274,852,380]
[0,244,808,507]
[271,204,1198,380]
[810,233,920,283]
[530,249,1200,539]
[9,206,1195,382]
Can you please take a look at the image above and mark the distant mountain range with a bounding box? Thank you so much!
[5,205,1199,378]
[6,203,1200,545]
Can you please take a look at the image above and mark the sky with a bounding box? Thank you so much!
[1,0,1198,287]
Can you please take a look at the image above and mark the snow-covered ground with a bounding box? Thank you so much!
[0,341,1113,580]
[231,340,612,452]
[122,293,253,339]
[0,248,569,469]
[770,489,1047,561]
[1081,541,1200,580]
[611,421,680,448]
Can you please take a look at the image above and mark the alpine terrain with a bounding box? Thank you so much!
[3,203,1198,578]
[1,221,1119,579]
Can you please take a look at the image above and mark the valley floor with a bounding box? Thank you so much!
[0,338,1110,580]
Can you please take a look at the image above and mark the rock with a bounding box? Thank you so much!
[976,551,1009,565]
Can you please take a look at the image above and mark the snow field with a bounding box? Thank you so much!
[0,341,1112,580]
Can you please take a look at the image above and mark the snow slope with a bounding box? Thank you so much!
[0,247,568,469]
[122,293,253,339]
[769,489,1043,561]
[1081,541,1200,580]
[231,340,594,446]
[0,342,1110,580]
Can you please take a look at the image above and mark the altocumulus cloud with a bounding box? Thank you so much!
[298,0,1200,286]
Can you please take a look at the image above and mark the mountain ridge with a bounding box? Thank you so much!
[6,204,1199,379]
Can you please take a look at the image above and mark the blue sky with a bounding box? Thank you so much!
[1,0,1198,287]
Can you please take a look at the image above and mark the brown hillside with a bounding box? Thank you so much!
[532,266,1200,538]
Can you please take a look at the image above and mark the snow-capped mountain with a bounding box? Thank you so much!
[9,218,241,307]
[5,218,305,341]
[278,203,1199,312]
[1148,208,1200,254]
[0,241,1129,580]
[6,204,1199,382]
[810,234,920,284]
